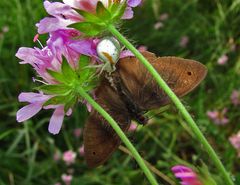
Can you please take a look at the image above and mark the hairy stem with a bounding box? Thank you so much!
[107,24,234,185]
[77,87,158,185]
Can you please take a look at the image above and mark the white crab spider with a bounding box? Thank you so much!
[96,37,121,73]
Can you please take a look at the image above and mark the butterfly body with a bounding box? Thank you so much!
[83,51,207,168]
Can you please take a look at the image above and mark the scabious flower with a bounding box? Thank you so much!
[230,90,240,106]
[207,108,229,125]
[61,174,73,185]
[229,131,240,157]
[37,0,142,34]
[217,54,228,65]
[63,150,77,165]
[16,29,98,134]
[172,165,203,185]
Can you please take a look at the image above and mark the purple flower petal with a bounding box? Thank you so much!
[120,50,134,58]
[18,92,50,103]
[128,0,142,7]
[122,7,134,19]
[36,17,73,34]
[48,106,65,135]
[69,39,97,56]
[44,0,82,21]
[17,103,43,122]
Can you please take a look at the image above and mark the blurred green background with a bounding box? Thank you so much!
[0,0,240,184]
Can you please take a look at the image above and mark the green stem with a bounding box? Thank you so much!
[77,87,158,185]
[107,24,234,185]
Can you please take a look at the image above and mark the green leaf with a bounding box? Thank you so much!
[75,9,102,23]
[44,95,71,106]
[47,69,66,83]
[64,96,77,113]
[61,57,76,81]
[111,2,127,21]
[70,22,105,36]
[79,55,90,69]
[36,84,70,95]
[96,1,111,21]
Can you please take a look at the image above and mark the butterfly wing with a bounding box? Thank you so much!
[117,51,207,110]
[83,79,131,168]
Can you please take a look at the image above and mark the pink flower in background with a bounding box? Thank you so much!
[229,132,240,157]
[54,151,62,161]
[217,54,228,65]
[61,174,73,185]
[207,108,229,125]
[154,22,164,30]
[54,183,62,185]
[172,165,203,185]
[128,122,138,132]
[230,90,240,106]
[78,145,85,157]
[179,36,189,48]
[63,150,77,165]
[2,26,9,33]
[159,13,169,21]
[73,128,82,138]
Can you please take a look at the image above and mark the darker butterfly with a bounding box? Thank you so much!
[83,51,207,168]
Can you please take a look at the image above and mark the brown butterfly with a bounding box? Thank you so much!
[83,51,207,168]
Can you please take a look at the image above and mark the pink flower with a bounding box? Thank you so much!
[217,54,228,65]
[36,1,83,34]
[207,108,229,125]
[154,22,164,30]
[61,174,73,185]
[37,0,142,34]
[179,36,189,48]
[2,26,9,33]
[53,150,62,161]
[16,28,97,135]
[172,165,203,185]
[63,150,77,165]
[230,90,240,106]
[16,47,60,84]
[229,132,240,157]
[73,128,82,138]
[46,29,97,67]
[128,122,138,132]
[159,13,169,21]
[78,145,85,157]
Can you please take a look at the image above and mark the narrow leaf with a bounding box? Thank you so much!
[36,84,70,95]
[47,69,66,83]
[44,95,70,106]
[96,1,111,20]
[75,9,102,23]
[61,57,76,81]
[70,22,105,36]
